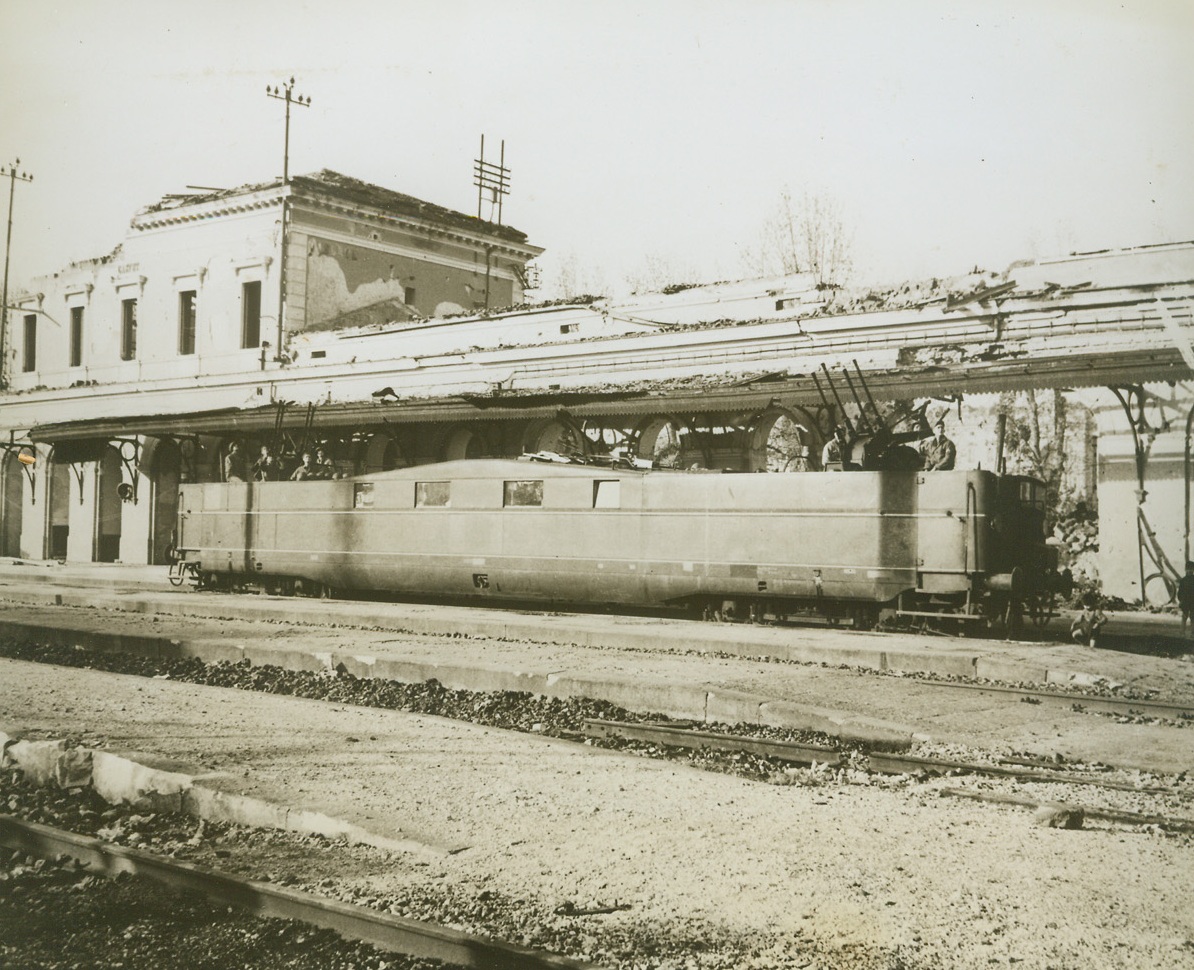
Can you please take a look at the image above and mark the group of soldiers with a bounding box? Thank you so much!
[820,417,956,472]
[223,442,339,483]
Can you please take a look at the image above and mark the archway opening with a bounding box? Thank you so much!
[756,410,819,472]
[635,417,703,468]
[525,419,586,457]
[362,433,406,474]
[443,428,489,462]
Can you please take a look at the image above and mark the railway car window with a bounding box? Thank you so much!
[353,483,374,509]
[593,480,621,508]
[416,481,450,507]
[1019,481,1045,509]
[504,480,543,507]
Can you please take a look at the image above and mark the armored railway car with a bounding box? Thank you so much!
[175,459,1065,627]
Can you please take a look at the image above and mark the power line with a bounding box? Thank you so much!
[0,158,34,391]
[266,77,311,185]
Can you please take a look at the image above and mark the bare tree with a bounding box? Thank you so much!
[624,253,700,295]
[540,250,609,302]
[743,188,853,287]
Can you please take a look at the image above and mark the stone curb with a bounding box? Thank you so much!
[0,617,914,747]
[0,731,451,857]
[0,584,1112,688]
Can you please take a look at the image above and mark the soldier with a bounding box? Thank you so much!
[252,444,280,481]
[290,451,318,481]
[314,446,335,480]
[223,442,246,482]
[921,418,957,471]
[820,427,848,471]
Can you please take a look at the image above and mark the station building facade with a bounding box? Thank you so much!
[1,168,1192,608]
[0,170,543,565]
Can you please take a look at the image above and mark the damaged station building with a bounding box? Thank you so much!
[1,167,1192,607]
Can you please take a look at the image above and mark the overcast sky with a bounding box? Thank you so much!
[2,0,1191,298]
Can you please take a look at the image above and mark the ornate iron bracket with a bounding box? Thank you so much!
[0,441,37,504]
[111,437,142,504]
[1109,384,1179,605]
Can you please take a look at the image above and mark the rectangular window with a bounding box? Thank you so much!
[178,290,196,356]
[403,285,416,306]
[241,280,262,349]
[503,480,543,507]
[593,480,621,508]
[69,306,84,367]
[120,298,137,360]
[22,314,36,372]
[415,481,450,507]
[353,483,374,509]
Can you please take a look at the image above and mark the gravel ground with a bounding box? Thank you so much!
[3,644,1194,970]
[2,596,1193,773]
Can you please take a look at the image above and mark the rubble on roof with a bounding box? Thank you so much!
[139,169,531,244]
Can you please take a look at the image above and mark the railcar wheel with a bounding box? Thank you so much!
[1026,593,1056,630]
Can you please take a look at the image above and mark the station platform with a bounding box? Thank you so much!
[0,558,1191,773]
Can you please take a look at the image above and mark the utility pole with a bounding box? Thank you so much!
[266,77,311,185]
[0,159,34,391]
[265,78,311,355]
[473,136,511,311]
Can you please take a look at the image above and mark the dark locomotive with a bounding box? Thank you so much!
[174,455,1070,631]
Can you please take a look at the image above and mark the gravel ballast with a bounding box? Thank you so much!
[3,646,1193,970]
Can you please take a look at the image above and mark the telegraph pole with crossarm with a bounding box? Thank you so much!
[0,159,34,390]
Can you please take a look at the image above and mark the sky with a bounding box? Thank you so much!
[1,0,1192,299]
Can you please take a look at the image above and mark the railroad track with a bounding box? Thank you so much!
[581,718,841,765]
[916,679,1194,719]
[581,718,1191,825]
[0,814,599,970]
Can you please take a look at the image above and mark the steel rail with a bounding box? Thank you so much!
[938,788,1194,833]
[911,679,1194,719]
[866,752,1170,792]
[0,814,601,970]
[582,718,840,765]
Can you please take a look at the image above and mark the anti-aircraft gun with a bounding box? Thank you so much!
[812,361,932,470]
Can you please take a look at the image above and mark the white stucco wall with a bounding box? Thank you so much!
[1093,382,1193,605]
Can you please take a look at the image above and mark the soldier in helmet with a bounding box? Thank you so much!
[921,418,957,471]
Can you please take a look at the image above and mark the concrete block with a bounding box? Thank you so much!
[424,662,552,696]
[884,649,977,678]
[284,807,357,841]
[756,700,846,737]
[91,750,190,813]
[545,673,709,721]
[162,637,246,664]
[240,644,321,673]
[786,643,886,670]
[7,739,68,787]
[691,635,791,662]
[833,717,913,751]
[335,653,378,679]
[54,746,93,789]
[184,785,290,830]
[976,657,1047,683]
[756,699,911,749]
[703,689,764,727]
[371,657,443,685]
